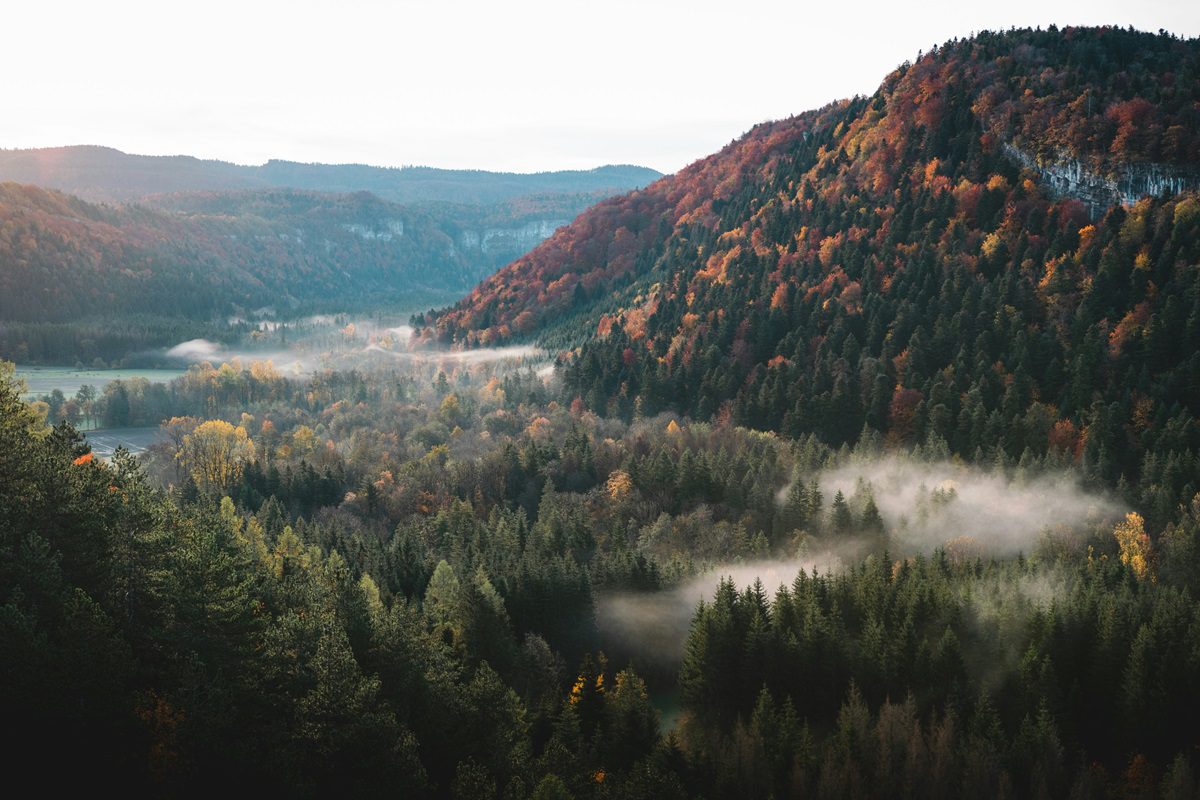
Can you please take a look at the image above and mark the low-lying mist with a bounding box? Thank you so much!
[597,556,837,675]
[165,338,222,361]
[163,338,315,373]
[815,456,1119,557]
[598,456,1121,676]
[162,322,547,374]
[363,342,544,366]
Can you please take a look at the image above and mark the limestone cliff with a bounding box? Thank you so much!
[1003,143,1200,218]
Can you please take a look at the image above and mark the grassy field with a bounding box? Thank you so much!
[14,365,185,400]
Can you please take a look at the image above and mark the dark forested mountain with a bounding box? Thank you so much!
[429,26,1200,346]
[426,27,1200,496]
[0,145,662,205]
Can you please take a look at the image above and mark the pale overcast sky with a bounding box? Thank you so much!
[3,0,1197,174]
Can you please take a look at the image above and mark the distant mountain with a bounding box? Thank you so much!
[0,145,662,205]
[0,183,600,326]
[425,27,1200,484]
[0,148,661,363]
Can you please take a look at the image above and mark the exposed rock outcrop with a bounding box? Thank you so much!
[457,219,567,256]
[1003,143,1200,218]
[340,219,405,241]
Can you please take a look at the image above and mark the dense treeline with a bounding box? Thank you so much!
[1,362,680,796]
[10,349,1200,796]
[680,552,1200,798]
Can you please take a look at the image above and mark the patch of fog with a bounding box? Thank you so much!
[601,457,1119,670]
[959,567,1077,690]
[163,338,313,374]
[385,325,414,342]
[813,457,1118,557]
[165,339,222,360]
[163,331,543,376]
[597,555,843,670]
[254,355,311,374]
[599,553,1083,677]
[966,569,1068,625]
[299,314,341,326]
[363,343,545,367]
[228,316,283,332]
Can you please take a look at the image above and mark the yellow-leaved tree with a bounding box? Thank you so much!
[178,419,255,494]
[1114,512,1154,582]
[606,470,634,501]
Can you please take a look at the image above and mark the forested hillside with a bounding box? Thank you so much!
[0,151,659,365]
[0,183,633,364]
[426,25,1200,527]
[6,346,1200,797]
[0,184,455,320]
[0,183,647,326]
[429,26,1200,347]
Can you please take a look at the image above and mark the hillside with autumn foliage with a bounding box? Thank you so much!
[425,27,1200,502]
[0,183,479,323]
[0,180,650,368]
[427,26,1200,346]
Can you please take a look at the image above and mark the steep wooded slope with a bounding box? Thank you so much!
[425,28,1200,509]
[0,184,608,325]
[429,26,1200,347]
[0,184,462,320]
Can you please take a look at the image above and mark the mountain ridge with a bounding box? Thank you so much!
[423,26,1200,493]
[0,149,660,363]
[0,144,663,205]
[425,26,1200,351]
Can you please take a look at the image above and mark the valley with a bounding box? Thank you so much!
[3,22,1200,800]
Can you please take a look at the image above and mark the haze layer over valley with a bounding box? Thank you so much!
[0,150,659,368]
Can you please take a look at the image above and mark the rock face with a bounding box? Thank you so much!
[1003,143,1200,218]
[340,219,405,241]
[457,219,567,257]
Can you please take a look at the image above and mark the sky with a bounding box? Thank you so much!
[3,0,1198,174]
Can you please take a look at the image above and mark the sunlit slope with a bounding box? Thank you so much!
[425,27,1200,492]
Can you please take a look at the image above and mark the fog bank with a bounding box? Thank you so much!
[599,457,1120,672]
[816,456,1119,557]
